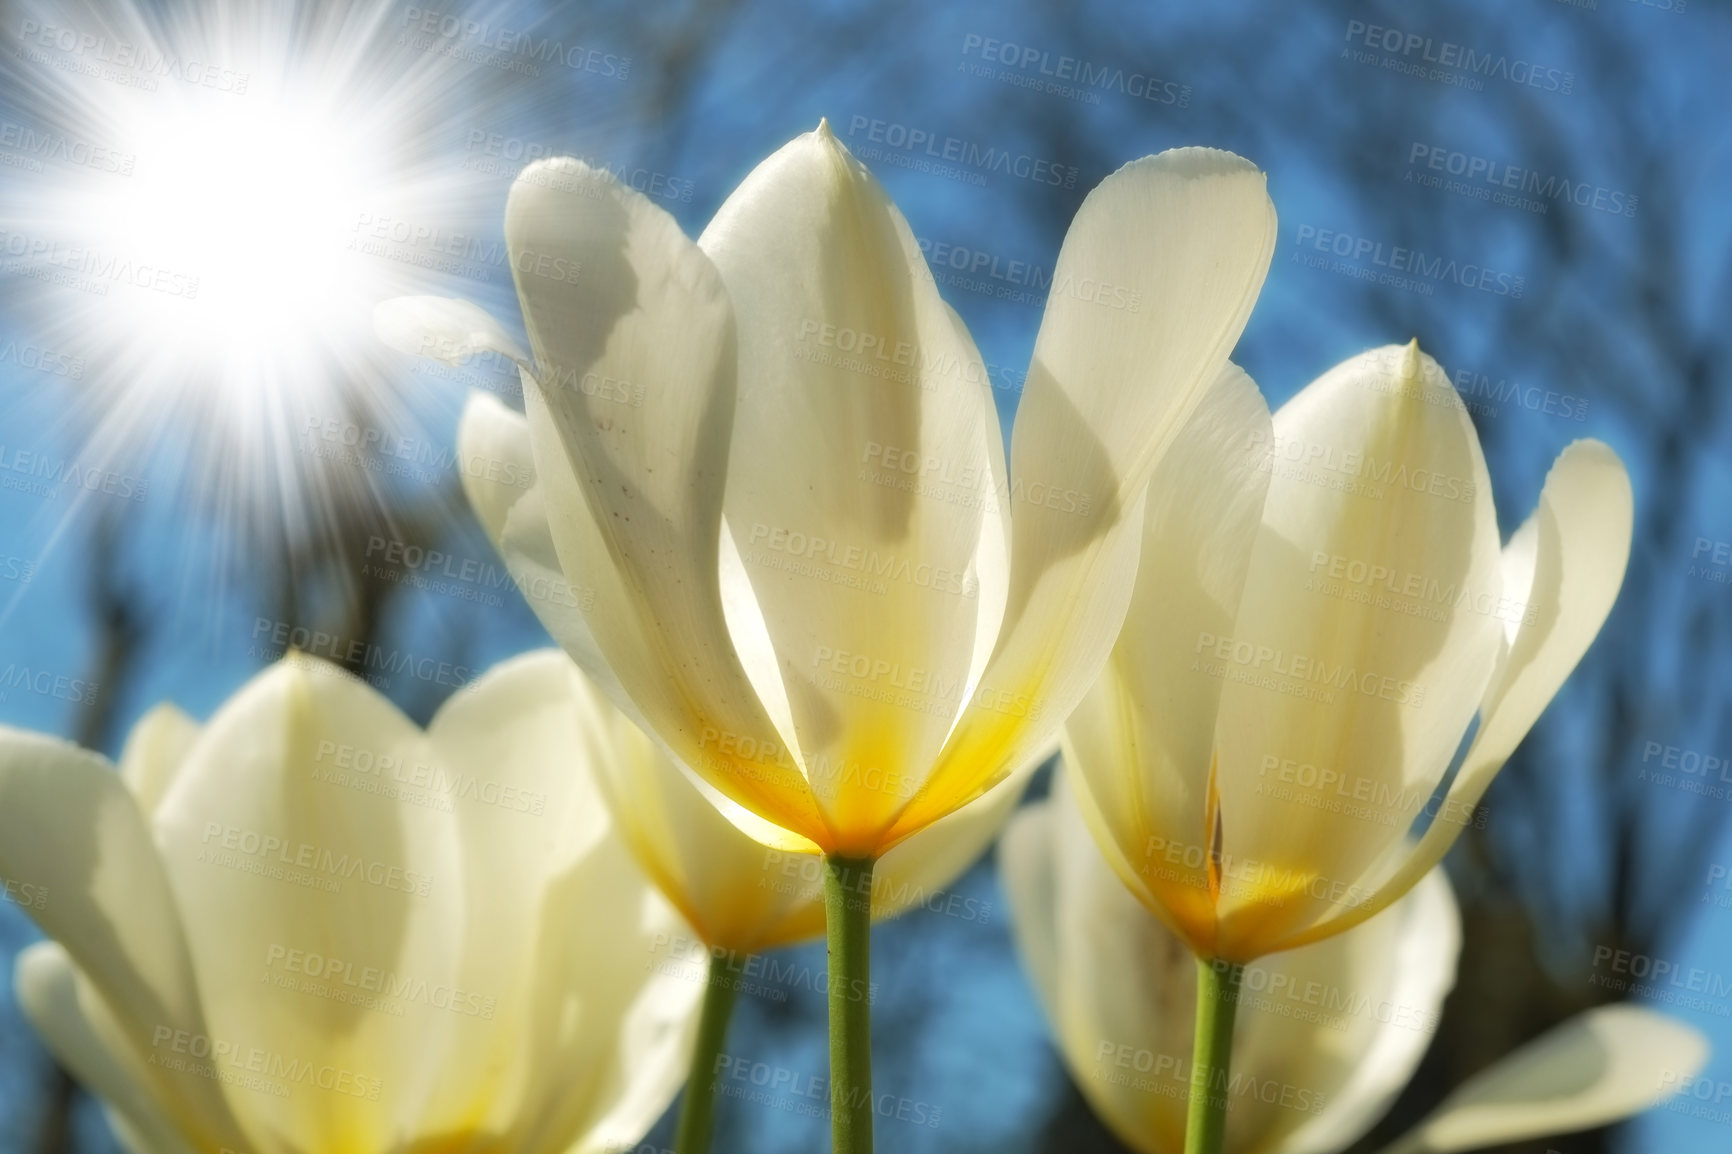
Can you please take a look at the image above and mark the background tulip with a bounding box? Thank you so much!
[1063,342,1635,966]
[0,652,701,1154]
[1002,769,1708,1154]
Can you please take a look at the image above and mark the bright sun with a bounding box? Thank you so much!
[0,0,521,558]
[89,95,378,389]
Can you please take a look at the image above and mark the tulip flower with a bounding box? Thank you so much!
[0,652,702,1154]
[376,120,1276,1151]
[550,646,1037,1153]
[1057,341,1633,1151]
[1002,770,1708,1154]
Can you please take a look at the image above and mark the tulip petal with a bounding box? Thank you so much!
[117,703,200,819]
[539,646,828,954]
[1440,440,1633,827]
[0,731,201,1054]
[1376,1006,1706,1154]
[418,650,702,1150]
[0,729,243,1150]
[1062,362,1272,955]
[503,647,1037,956]
[456,392,624,704]
[888,148,1277,849]
[697,122,1006,849]
[1211,344,1503,960]
[1003,774,1462,1154]
[1269,868,1459,1154]
[872,738,1045,921]
[372,295,529,367]
[999,796,1061,1026]
[15,944,213,1154]
[1285,441,1633,950]
[149,657,464,1154]
[504,157,825,846]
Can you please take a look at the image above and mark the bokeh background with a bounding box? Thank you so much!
[1,0,1729,1150]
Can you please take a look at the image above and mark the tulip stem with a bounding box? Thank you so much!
[673,957,740,1154]
[1184,957,1243,1154]
[824,853,875,1154]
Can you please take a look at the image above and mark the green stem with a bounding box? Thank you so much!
[1184,957,1243,1154]
[673,955,740,1154]
[825,854,875,1154]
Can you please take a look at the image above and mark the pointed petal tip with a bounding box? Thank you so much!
[816,116,833,139]
[1401,337,1423,379]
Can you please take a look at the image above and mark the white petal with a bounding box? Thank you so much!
[505,157,824,846]
[149,657,464,1154]
[1446,441,1633,817]
[1062,362,1272,955]
[373,295,528,366]
[1377,1006,1707,1154]
[891,148,1276,849]
[456,392,624,704]
[871,740,1043,922]
[1292,440,1634,950]
[0,730,206,1067]
[698,121,1004,848]
[1271,869,1459,1154]
[1003,770,1461,1154]
[420,650,703,1149]
[117,703,199,820]
[1211,343,1502,960]
[15,944,226,1154]
[999,799,1061,1026]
